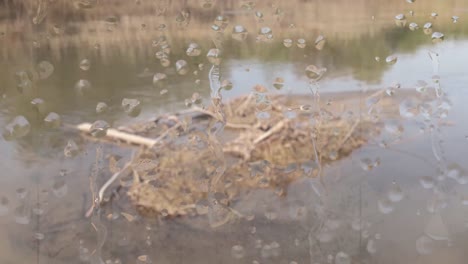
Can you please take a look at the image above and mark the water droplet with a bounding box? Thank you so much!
[221,80,233,90]
[136,255,152,264]
[64,139,79,158]
[283,38,293,48]
[31,98,47,115]
[232,25,248,41]
[420,176,435,189]
[0,196,9,216]
[96,102,108,114]
[378,198,394,214]
[335,251,351,264]
[367,239,377,254]
[425,213,449,241]
[152,73,167,88]
[359,157,380,171]
[315,35,326,50]
[399,98,419,118]
[431,32,444,43]
[231,245,246,259]
[385,55,398,65]
[416,235,434,255]
[74,79,92,95]
[207,49,222,65]
[305,65,327,81]
[3,116,31,140]
[34,232,45,240]
[254,11,264,22]
[387,182,404,202]
[14,205,30,225]
[79,59,91,71]
[90,120,110,137]
[430,12,438,19]
[186,43,201,57]
[122,98,142,117]
[52,178,68,198]
[273,77,284,89]
[257,27,273,42]
[395,14,407,27]
[16,188,28,200]
[175,60,189,75]
[409,22,419,31]
[191,93,202,104]
[452,16,459,23]
[44,112,61,129]
[296,38,306,49]
[423,22,433,35]
[37,61,54,80]
[406,0,415,3]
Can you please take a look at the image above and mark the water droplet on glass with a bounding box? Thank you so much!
[452,16,459,23]
[378,198,394,214]
[431,32,444,43]
[122,98,142,117]
[186,43,202,57]
[31,98,47,115]
[425,213,449,241]
[257,27,273,42]
[305,65,327,81]
[14,205,30,225]
[3,116,31,140]
[387,181,404,202]
[420,176,435,189]
[75,58,90,71]
[406,0,415,3]
[136,255,152,264]
[399,98,419,118]
[395,14,407,27]
[152,73,167,88]
[52,178,68,198]
[44,112,61,129]
[74,79,92,95]
[34,232,45,240]
[385,55,398,65]
[359,157,380,171]
[175,60,189,75]
[231,245,246,259]
[37,61,54,80]
[0,196,9,216]
[423,22,433,35]
[335,251,351,264]
[367,239,377,254]
[315,35,326,50]
[64,139,79,158]
[232,25,248,41]
[431,12,438,19]
[191,93,202,104]
[296,38,306,49]
[221,80,233,90]
[409,22,419,31]
[90,120,110,137]
[16,187,28,200]
[283,38,293,48]
[207,49,222,65]
[96,102,108,114]
[416,235,434,255]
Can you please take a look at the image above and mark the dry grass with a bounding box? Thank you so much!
[0,0,466,61]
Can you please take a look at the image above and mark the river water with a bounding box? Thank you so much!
[1,0,468,263]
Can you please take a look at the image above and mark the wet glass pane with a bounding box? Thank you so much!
[1,0,468,263]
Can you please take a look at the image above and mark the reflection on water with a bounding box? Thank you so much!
[1,0,468,263]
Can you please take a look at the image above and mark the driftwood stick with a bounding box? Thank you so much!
[76,123,159,148]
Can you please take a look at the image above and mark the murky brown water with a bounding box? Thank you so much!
[1,0,468,263]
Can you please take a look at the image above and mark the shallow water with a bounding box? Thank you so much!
[1,0,468,263]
